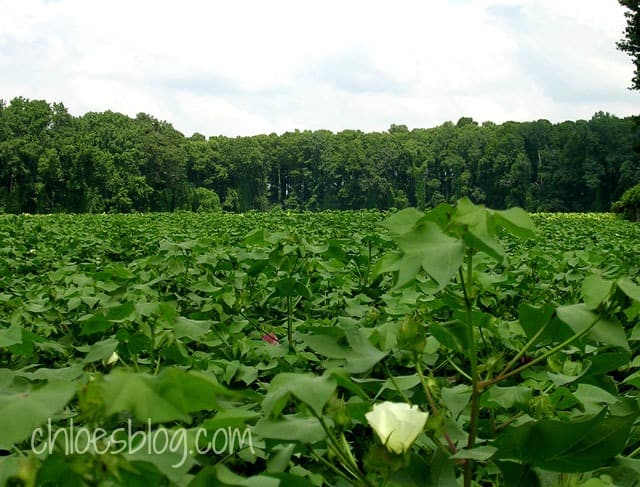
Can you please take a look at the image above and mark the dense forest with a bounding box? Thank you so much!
[0,96,638,214]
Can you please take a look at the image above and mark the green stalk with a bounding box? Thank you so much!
[287,295,293,350]
[479,315,601,390]
[415,357,439,417]
[497,314,554,379]
[628,443,640,458]
[383,361,412,405]
[149,320,156,370]
[312,450,356,482]
[314,413,370,485]
[446,355,473,381]
[459,254,479,487]
[416,356,458,454]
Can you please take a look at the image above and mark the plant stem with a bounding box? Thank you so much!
[287,295,293,350]
[383,361,412,405]
[313,450,356,483]
[415,357,438,414]
[479,315,601,390]
[459,257,479,487]
[628,443,640,458]
[497,314,554,378]
[149,320,156,368]
[314,413,370,485]
[416,356,458,454]
[446,355,473,381]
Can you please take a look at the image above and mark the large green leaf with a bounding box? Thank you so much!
[556,304,629,351]
[344,327,387,373]
[100,368,231,423]
[0,380,76,449]
[299,328,387,374]
[174,317,212,340]
[394,221,465,287]
[494,409,638,472]
[0,323,22,348]
[429,321,470,357]
[582,275,614,310]
[518,303,555,343]
[492,207,537,238]
[380,207,424,235]
[82,337,119,363]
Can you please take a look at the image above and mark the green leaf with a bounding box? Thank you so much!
[494,409,639,472]
[623,369,640,388]
[299,332,349,359]
[262,373,336,417]
[556,304,629,351]
[582,275,614,310]
[383,374,421,392]
[253,415,326,443]
[122,430,196,483]
[395,221,465,287]
[484,386,532,410]
[454,198,505,262]
[0,323,22,347]
[105,302,135,322]
[101,368,229,423]
[395,253,424,289]
[273,278,311,299]
[202,409,261,432]
[33,453,85,487]
[174,317,212,340]
[429,321,470,357]
[0,457,20,487]
[82,337,119,363]
[492,207,536,238]
[0,381,76,449]
[79,313,112,336]
[380,207,424,235]
[518,303,555,343]
[266,443,296,473]
[573,384,621,415]
[451,445,497,461]
[21,366,83,382]
[344,328,387,373]
[496,461,541,487]
[617,278,640,303]
[441,385,472,419]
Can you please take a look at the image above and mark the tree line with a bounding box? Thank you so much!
[0,96,638,214]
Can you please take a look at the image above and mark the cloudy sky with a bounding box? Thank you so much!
[1,0,638,136]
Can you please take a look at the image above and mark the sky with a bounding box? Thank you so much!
[1,0,639,137]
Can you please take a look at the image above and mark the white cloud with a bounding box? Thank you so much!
[0,0,638,136]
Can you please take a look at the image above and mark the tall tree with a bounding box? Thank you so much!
[617,0,640,90]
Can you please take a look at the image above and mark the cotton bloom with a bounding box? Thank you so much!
[262,332,279,345]
[105,351,119,366]
[365,402,429,454]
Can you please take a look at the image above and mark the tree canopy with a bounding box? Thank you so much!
[618,0,640,90]
[0,97,638,214]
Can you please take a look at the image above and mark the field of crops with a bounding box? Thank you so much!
[1,202,640,486]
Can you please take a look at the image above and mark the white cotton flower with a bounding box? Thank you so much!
[105,351,119,366]
[365,402,429,454]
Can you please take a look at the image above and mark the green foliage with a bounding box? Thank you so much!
[0,207,639,485]
[618,0,640,89]
[612,182,640,221]
[192,187,221,212]
[1,97,638,214]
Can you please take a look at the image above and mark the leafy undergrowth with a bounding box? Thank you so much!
[0,205,639,486]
